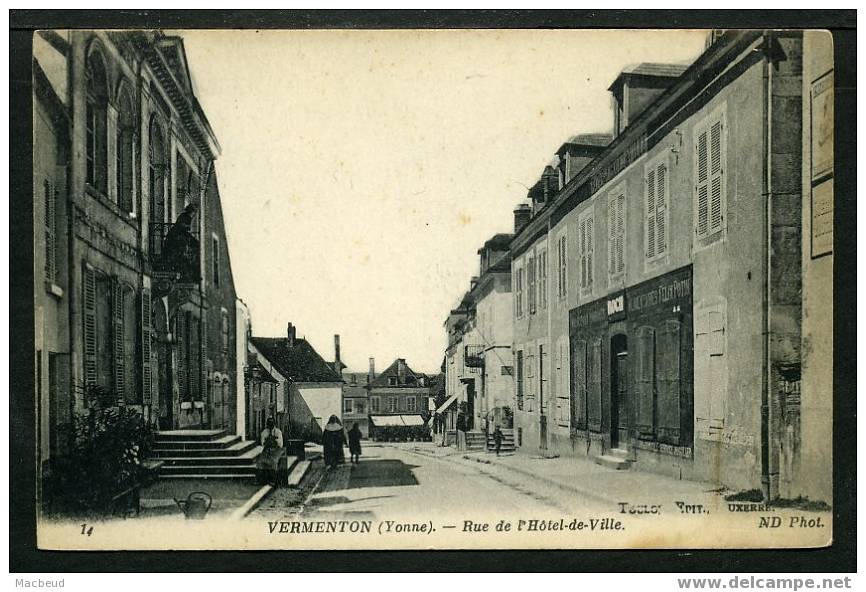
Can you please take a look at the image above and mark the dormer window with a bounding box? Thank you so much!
[389,377,397,386]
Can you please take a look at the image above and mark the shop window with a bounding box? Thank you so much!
[694,107,727,241]
[85,46,108,196]
[587,339,603,432]
[635,326,656,439]
[571,339,588,430]
[607,188,626,279]
[645,157,669,261]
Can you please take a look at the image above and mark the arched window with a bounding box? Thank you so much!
[85,47,109,195]
[148,117,167,225]
[116,84,136,214]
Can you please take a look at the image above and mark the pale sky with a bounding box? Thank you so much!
[180,29,708,374]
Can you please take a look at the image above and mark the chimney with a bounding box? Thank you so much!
[397,358,406,379]
[333,334,341,373]
[513,203,532,234]
[368,357,375,384]
[286,322,296,347]
[541,165,559,201]
[469,276,479,291]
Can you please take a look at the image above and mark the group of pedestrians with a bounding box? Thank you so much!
[322,415,363,469]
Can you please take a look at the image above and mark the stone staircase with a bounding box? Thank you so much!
[486,428,516,454]
[464,430,487,451]
[593,447,632,470]
[152,429,263,480]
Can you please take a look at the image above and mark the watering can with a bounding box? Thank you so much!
[174,491,212,520]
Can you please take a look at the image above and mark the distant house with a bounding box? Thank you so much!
[250,323,343,442]
[368,358,431,437]
[341,358,378,439]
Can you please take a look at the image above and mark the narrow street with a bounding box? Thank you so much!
[294,444,610,523]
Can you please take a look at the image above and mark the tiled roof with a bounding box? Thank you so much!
[369,359,425,388]
[564,133,614,147]
[621,62,690,78]
[250,336,342,383]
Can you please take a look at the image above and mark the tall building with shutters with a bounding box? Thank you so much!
[508,31,821,501]
[33,30,243,484]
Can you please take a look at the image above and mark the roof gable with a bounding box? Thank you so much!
[250,336,342,383]
[370,359,424,388]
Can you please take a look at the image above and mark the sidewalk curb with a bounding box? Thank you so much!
[230,484,274,520]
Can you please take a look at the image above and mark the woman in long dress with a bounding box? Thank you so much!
[322,415,346,469]
[347,422,363,464]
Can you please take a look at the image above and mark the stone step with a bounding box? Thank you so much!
[153,439,257,457]
[160,463,258,476]
[157,449,262,466]
[155,429,228,443]
[593,454,632,470]
[161,473,258,480]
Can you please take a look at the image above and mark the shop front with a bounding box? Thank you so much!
[570,265,694,470]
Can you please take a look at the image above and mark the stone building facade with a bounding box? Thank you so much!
[437,30,828,501]
[33,30,243,485]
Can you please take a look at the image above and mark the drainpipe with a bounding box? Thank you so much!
[760,30,775,502]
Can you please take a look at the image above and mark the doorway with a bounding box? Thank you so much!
[610,334,628,450]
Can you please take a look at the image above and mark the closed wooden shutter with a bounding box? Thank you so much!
[636,326,655,438]
[189,312,200,401]
[141,288,152,406]
[176,313,186,401]
[657,320,681,444]
[616,195,625,273]
[82,265,98,390]
[587,339,603,431]
[44,180,56,282]
[695,127,709,237]
[586,217,593,287]
[646,169,656,259]
[571,339,587,429]
[709,118,724,233]
[656,164,667,255]
[607,198,616,274]
[112,280,125,404]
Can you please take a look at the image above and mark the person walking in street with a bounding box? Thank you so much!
[322,415,347,469]
[347,422,363,465]
[493,425,504,457]
[259,417,284,486]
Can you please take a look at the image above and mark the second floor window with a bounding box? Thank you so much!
[220,309,229,354]
[212,235,221,287]
[344,399,353,413]
[527,255,536,314]
[116,85,135,214]
[557,235,568,299]
[370,396,380,413]
[646,159,669,260]
[407,396,417,412]
[85,48,108,195]
[515,266,524,317]
[388,397,398,413]
[43,180,57,283]
[608,190,626,278]
[694,108,727,241]
[538,249,548,309]
[578,211,594,293]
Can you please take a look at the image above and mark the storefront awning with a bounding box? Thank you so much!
[369,414,426,427]
[435,394,459,414]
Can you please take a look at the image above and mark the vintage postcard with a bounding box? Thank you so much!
[31,27,835,551]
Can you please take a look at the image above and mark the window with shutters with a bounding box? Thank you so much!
[516,350,524,411]
[82,265,99,391]
[571,339,588,430]
[527,255,536,314]
[556,234,568,299]
[85,46,108,196]
[587,339,603,432]
[538,249,548,309]
[43,180,57,283]
[94,272,113,393]
[514,265,524,318]
[656,320,682,445]
[578,208,594,294]
[116,84,136,215]
[221,308,230,355]
[694,301,726,438]
[140,288,153,406]
[607,188,626,280]
[645,156,669,262]
[694,107,727,242]
[149,117,168,225]
[555,337,569,427]
[122,285,138,404]
[635,326,656,440]
[212,234,221,287]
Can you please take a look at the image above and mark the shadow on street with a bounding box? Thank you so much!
[318,459,421,493]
